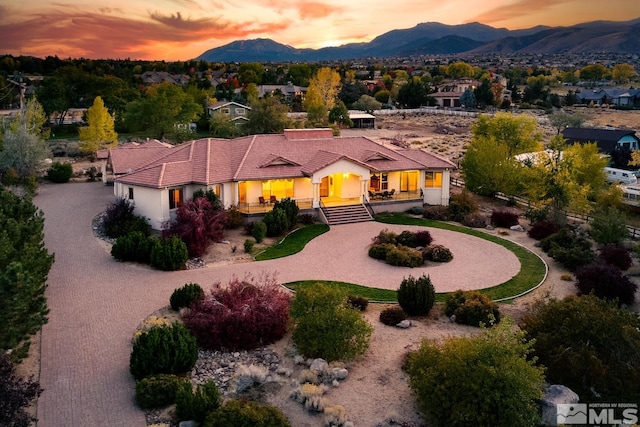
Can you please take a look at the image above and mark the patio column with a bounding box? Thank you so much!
[312,182,320,208]
[360,178,369,203]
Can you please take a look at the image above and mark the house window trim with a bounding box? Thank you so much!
[425,171,443,188]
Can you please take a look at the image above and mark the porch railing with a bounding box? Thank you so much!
[237,198,313,214]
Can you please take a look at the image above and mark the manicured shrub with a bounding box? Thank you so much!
[371,228,397,245]
[175,380,221,423]
[0,354,42,427]
[423,205,449,220]
[368,243,394,260]
[111,231,154,263]
[575,261,637,306]
[182,274,291,351]
[170,283,204,311]
[527,220,560,240]
[598,244,632,271]
[385,245,423,267]
[541,228,595,271]
[447,190,478,222]
[520,295,640,399]
[379,306,407,326]
[590,206,629,245]
[251,221,267,243]
[291,283,372,361]
[396,230,418,248]
[397,274,436,316]
[129,323,198,380]
[297,213,316,225]
[273,198,300,228]
[490,210,519,228]
[47,161,73,183]
[540,227,575,253]
[422,244,453,263]
[244,239,254,254]
[462,212,486,228]
[167,197,228,257]
[225,204,243,229]
[444,290,501,327]
[263,208,289,237]
[347,295,369,311]
[415,230,433,247]
[135,374,188,409]
[103,198,150,238]
[405,319,544,427]
[407,206,424,215]
[204,399,291,427]
[150,236,189,271]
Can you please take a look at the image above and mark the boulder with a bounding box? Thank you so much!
[334,368,349,380]
[510,224,525,232]
[396,320,412,329]
[541,384,580,426]
[310,358,329,373]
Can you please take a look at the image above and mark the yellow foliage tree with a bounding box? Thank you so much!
[304,67,341,123]
[79,96,118,158]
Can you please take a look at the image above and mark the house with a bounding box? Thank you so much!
[255,83,307,102]
[207,101,250,126]
[139,71,190,86]
[111,129,456,230]
[348,111,375,129]
[575,89,606,105]
[561,127,640,154]
[431,79,480,108]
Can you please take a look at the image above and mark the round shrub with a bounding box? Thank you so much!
[170,283,205,311]
[47,162,73,183]
[598,244,632,271]
[415,230,433,247]
[111,231,154,263]
[150,236,189,271]
[490,210,519,228]
[251,221,267,243]
[129,323,198,380]
[397,274,436,316]
[347,295,369,311]
[372,228,398,245]
[135,374,188,409]
[379,306,407,326]
[547,240,595,271]
[396,230,418,248]
[263,208,289,237]
[204,399,291,427]
[386,245,423,267]
[182,275,291,351]
[527,220,560,240]
[423,244,453,263]
[575,261,637,306]
[243,239,254,254]
[444,290,501,327]
[462,212,486,228]
[539,228,575,253]
[406,206,424,215]
[368,243,394,260]
[175,380,221,423]
[423,205,449,220]
[447,190,478,222]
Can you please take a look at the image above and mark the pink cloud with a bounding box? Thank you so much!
[465,0,567,25]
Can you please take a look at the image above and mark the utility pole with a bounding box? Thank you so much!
[7,73,26,127]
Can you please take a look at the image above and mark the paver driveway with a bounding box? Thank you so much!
[34,182,519,427]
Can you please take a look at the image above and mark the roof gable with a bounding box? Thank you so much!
[259,154,301,168]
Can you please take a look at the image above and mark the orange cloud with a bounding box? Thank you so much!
[296,1,343,20]
[466,0,566,26]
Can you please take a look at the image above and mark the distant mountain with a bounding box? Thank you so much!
[195,19,640,62]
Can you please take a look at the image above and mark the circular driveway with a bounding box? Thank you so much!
[33,182,520,427]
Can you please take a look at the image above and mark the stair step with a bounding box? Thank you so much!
[321,204,373,225]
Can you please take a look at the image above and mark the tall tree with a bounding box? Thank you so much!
[446,61,474,79]
[351,95,381,113]
[472,113,542,156]
[304,67,342,122]
[548,111,587,134]
[612,63,637,85]
[397,78,433,108]
[79,96,118,158]
[461,135,521,197]
[244,96,290,135]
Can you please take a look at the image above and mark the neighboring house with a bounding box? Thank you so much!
[562,127,640,154]
[111,129,456,230]
[139,71,190,86]
[207,101,251,126]
[431,79,480,108]
[256,83,307,101]
[575,89,607,105]
[349,111,375,129]
[603,88,640,108]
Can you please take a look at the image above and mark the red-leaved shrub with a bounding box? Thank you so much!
[598,245,633,271]
[527,220,561,240]
[490,210,519,228]
[415,230,433,247]
[575,261,637,306]
[166,198,228,257]
[182,274,291,351]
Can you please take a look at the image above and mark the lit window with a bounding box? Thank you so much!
[381,173,388,190]
[425,172,443,188]
[169,188,184,209]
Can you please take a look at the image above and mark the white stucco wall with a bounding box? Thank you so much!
[311,160,370,184]
[114,183,167,230]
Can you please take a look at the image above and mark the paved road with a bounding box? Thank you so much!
[34,182,517,427]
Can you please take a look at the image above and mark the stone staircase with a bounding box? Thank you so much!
[321,204,373,225]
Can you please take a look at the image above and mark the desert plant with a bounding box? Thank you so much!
[527,220,560,240]
[444,290,501,327]
[103,198,150,238]
[490,210,519,228]
[347,295,369,311]
[415,230,433,247]
[291,283,372,361]
[233,364,269,394]
[422,244,453,263]
[111,231,154,263]
[175,380,221,423]
[520,295,640,399]
[379,306,407,326]
[560,273,573,281]
[372,228,398,245]
[423,205,449,220]
[47,161,73,183]
[150,236,189,271]
[396,230,418,248]
[204,399,291,427]
[170,283,205,311]
[462,212,487,228]
[135,374,188,409]
[397,275,436,316]
[263,207,289,237]
[598,244,632,271]
[0,354,42,427]
[405,319,544,427]
[129,323,198,380]
[368,243,394,260]
[447,190,478,222]
[244,238,255,254]
[575,261,637,306]
[385,245,424,267]
[251,221,267,243]
[182,274,291,351]
[290,383,327,412]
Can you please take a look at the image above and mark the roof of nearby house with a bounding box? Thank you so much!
[208,101,251,111]
[576,90,606,101]
[113,129,456,189]
[561,127,639,154]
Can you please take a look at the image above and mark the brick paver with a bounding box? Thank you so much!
[34,182,518,426]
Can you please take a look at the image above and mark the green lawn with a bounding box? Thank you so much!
[255,224,330,260]
[282,213,547,303]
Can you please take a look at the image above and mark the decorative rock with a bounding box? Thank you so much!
[334,368,348,380]
[310,358,329,373]
[485,225,495,230]
[396,320,411,329]
[449,314,456,323]
[332,379,339,387]
[293,355,305,365]
[344,422,355,427]
[541,384,580,426]
[510,224,525,232]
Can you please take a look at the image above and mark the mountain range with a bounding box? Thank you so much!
[196,19,640,62]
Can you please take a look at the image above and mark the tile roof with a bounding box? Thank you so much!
[114,131,457,188]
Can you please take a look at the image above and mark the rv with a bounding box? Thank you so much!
[605,167,638,185]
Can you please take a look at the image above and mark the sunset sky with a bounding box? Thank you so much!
[1,0,639,61]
